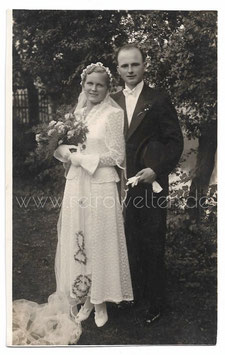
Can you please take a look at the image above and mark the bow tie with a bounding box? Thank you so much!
[123,87,137,97]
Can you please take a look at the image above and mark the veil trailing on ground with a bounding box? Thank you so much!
[12,293,82,345]
[12,88,129,346]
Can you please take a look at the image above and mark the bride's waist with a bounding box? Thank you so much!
[65,165,120,183]
[92,166,120,183]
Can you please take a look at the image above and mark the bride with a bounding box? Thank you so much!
[12,62,133,345]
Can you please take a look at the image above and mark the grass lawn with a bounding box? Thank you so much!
[12,179,217,345]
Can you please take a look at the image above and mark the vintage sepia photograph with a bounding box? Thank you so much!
[8,8,217,346]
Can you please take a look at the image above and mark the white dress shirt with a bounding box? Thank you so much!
[123,80,144,126]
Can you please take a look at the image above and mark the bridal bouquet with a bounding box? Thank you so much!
[34,112,89,160]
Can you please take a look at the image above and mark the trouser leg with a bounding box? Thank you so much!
[139,204,167,309]
[125,187,167,308]
[125,204,143,303]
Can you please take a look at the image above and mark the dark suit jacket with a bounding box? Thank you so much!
[112,84,184,195]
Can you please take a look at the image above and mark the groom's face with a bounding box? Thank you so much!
[117,48,145,89]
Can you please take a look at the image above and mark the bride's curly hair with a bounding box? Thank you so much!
[80,62,113,88]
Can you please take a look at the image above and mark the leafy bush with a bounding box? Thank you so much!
[13,119,36,179]
[14,104,77,194]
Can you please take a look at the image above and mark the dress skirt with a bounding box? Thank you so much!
[55,166,133,305]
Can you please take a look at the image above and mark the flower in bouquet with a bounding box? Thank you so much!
[49,120,57,127]
[34,111,89,160]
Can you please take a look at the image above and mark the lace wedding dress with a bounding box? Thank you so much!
[12,95,133,345]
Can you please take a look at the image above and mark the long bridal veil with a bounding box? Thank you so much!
[12,90,127,346]
[12,292,82,345]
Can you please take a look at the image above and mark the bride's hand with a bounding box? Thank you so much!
[70,152,82,167]
[54,144,77,162]
[66,145,78,154]
[66,145,78,150]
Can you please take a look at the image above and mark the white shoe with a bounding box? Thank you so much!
[76,303,94,322]
[94,303,108,327]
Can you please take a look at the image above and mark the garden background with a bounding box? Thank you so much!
[12,10,217,345]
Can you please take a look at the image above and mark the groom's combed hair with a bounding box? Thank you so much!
[116,44,146,62]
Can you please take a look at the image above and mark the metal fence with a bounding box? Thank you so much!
[13,89,29,124]
[13,89,52,124]
[38,92,53,123]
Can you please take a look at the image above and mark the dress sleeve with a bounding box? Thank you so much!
[78,109,125,175]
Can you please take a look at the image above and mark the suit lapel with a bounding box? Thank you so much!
[115,92,129,137]
[126,85,153,141]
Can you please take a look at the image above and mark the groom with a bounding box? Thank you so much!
[112,44,183,325]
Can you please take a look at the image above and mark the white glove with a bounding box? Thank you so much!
[70,152,82,167]
[54,144,77,163]
[126,175,163,193]
[152,181,163,193]
[126,176,140,187]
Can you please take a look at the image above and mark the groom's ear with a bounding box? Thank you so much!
[117,66,121,75]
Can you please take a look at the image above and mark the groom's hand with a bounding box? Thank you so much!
[136,168,157,184]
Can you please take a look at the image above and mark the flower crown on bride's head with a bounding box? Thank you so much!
[80,62,113,86]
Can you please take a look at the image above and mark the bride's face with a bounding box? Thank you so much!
[83,72,108,105]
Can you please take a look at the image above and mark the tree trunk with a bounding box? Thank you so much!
[188,120,217,222]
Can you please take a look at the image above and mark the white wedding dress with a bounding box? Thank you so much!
[12,96,133,346]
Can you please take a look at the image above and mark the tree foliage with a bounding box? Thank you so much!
[124,11,217,138]
[13,10,128,104]
[13,10,217,134]
[13,10,217,199]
